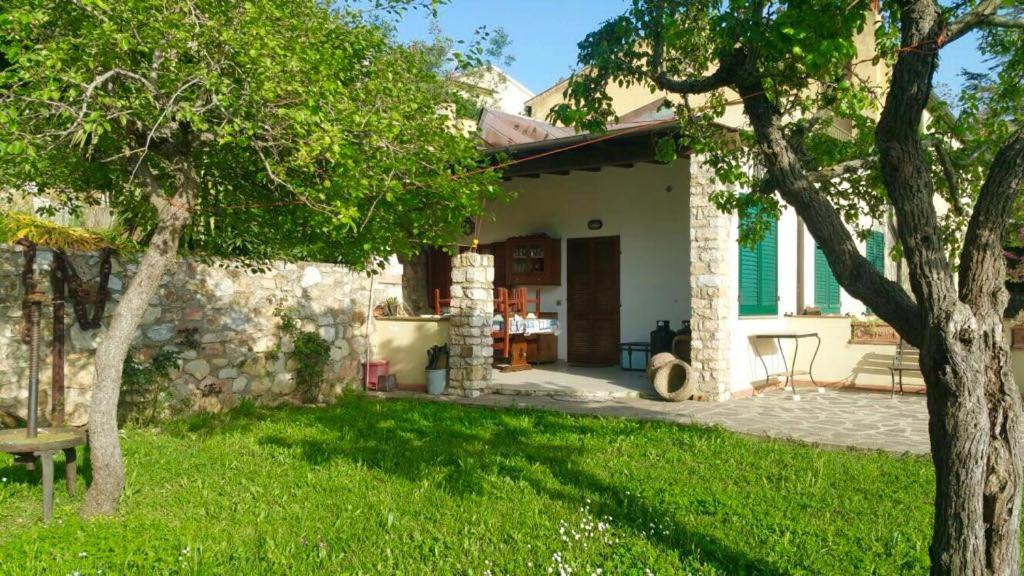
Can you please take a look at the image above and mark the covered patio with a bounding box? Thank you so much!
[445,108,737,399]
[491,361,654,400]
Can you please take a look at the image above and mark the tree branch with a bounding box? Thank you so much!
[931,138,966,217]
[649,23,738,95]
[874,0,956,315]
[944,0,1024,46]
[958,126,1024,314]
[733,72,925,346]
[68,68,159,135]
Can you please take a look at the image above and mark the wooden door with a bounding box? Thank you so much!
[567,236,620,365]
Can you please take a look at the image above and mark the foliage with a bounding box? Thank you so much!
[0,0,504,513]
[0,0,503,269]
[0,396,933,574]
[118,348,183,428]
[552,1,1021,254]
[274,307,331,402]
[0,210,135,253]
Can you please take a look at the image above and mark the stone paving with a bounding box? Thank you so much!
[376,388,931,455]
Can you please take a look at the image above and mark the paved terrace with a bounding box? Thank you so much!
[375,388,930,455]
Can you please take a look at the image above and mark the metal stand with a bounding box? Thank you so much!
[753,332,822,400]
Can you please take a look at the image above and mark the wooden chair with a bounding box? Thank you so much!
[889,339,921,397]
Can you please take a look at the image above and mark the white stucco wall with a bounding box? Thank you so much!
[478,161,692,360]
[730,209,899,393]
[456,65,535,116]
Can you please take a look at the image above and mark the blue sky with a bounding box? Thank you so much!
[391,0,988,98]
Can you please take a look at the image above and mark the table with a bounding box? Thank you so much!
[752,332,822,400]
[0,427,87,522]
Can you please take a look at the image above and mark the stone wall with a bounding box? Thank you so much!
[688,156,732,401]
[446,253,493,397]
[0,245,400,425]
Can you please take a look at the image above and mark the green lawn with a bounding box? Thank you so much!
[0,395,933,575]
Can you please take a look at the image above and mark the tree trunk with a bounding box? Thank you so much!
[80,194,190,518]
[922,308,1024,576]
[398,249,429,315]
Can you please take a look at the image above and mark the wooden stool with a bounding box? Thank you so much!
[1,427,87,522]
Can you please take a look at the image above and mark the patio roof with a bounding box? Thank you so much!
[483,116,687,179]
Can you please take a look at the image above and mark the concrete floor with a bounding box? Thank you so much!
[491,361,654,400]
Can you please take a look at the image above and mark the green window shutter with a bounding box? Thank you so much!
[739,243,761,315]
[866,231,885,276]
[814,245,841,314]
[739,218,778,316]
[759,220,778,314]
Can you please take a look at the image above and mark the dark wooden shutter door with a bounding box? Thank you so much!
[426,247,453,304]
[567,236,620,365]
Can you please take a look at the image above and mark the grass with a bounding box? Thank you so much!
[0,394,933,575]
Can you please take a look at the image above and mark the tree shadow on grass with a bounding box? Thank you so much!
[249,397,791,575]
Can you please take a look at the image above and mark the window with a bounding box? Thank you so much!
[814,244,841,314]
[866,230,885,276]
[739,218,778,316]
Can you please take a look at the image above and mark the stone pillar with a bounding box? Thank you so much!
[447,253,494,397]
[689,156,732,401]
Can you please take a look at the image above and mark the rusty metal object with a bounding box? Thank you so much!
[26,284,47,438]
[17,239,37,343]
[57,248,113,330]
[51,262,66,426]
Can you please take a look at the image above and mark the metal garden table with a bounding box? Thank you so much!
[752,332,823,400]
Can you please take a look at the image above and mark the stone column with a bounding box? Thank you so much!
[447,253,494,397]
[689,156,732,401]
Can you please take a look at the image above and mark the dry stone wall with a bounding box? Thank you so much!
[0,245,399,425]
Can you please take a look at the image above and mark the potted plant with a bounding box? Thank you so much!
[374,296,402,318]
[850,316,900,345]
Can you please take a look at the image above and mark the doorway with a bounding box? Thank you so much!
[566,236,620,366]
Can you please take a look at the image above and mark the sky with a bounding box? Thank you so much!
[390,0,990,99]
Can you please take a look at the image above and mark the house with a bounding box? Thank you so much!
[420,8,925,400]
[451,65,535,116]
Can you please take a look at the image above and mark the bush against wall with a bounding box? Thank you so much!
[272,308,331,404]
[118,348,184,428]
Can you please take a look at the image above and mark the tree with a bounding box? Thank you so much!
[0,0,499,517]
[554,1,1024,573]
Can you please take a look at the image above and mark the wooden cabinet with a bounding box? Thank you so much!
[527,334,558,364]
[506,235,560,286]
